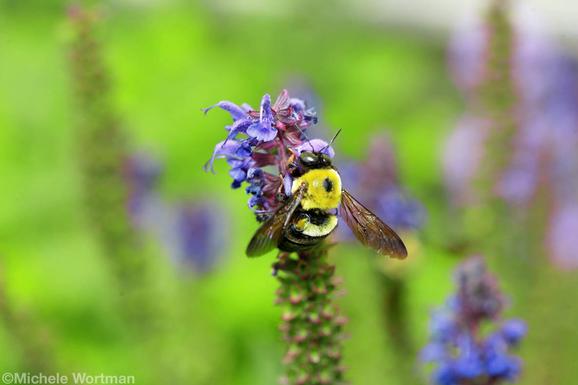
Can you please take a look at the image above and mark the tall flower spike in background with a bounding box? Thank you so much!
[0,261,56,372]
[445,10,578,381]
[68,5,155,327]
[421,256,526,385]
[443,0,518,244]
[68,7,223,384]
[445,0,578,269]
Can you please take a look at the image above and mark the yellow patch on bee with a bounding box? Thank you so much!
[301,215,339,237]
[292,169,342,210]
[294,216,309,231]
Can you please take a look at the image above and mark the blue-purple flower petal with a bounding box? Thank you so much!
[501,319,527,345]
[247,122,277,142]
[204,140,244,173]
[203,101,247,120]
[246,94,277,141]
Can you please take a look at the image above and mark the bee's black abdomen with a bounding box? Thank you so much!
[278,214,327,252]
[278,232,320,252]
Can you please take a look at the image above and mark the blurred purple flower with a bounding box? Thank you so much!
[500,319,527,346]
[421,256,526,385]
[442,116,489,205]
[173,201,225,273]
[498,51,578,207]
[455,256,504,322]
[123,153,164,225]
[447,3,578,271]
[448,2,578,206]
[448,17,487,94]
[503,46,578,270]
[345,134,425,233]
[547,203,578,270]
[124,153,226,273]
[376,189,425,231]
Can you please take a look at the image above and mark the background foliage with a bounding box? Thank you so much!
[1,1,576,385]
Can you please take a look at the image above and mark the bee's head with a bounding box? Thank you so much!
[298,151,333,169]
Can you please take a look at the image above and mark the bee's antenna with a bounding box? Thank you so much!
[295,126,315,152]
[321,128,342,152]
[329,128,342,146]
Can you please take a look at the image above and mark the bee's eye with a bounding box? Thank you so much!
[320,154,331,165]
[300,151,318,166]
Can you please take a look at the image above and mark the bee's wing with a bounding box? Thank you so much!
[246,183,307,257]
[340,189,407,259]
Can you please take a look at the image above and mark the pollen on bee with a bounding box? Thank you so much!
[295,216,309,231]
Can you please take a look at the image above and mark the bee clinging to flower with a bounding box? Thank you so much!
[204,90,407,259]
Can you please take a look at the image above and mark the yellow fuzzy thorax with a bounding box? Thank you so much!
[292,169,342,210]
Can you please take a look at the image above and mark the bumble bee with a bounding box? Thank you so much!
[246,150,407,259]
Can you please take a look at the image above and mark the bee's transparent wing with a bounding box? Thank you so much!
[340,189,407,259]
[246,183,307,257]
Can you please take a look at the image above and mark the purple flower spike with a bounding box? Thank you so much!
[204,90,324,217]
[421,256,526,385]
[204,90,373,385]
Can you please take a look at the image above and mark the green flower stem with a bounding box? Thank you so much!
[68,7,154,328]
[477,0,517,188]
[379,275,411,354]
[274,249,346,385]
[378,274,418,385]
[464,0,518,247]
[0,264,55,372]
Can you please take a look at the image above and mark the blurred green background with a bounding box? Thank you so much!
[1,1,577,385]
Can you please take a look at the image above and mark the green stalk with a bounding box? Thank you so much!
[67,6,154,329]
[274,249,346,385]
[0,264,55,372]
[464,0,518,249]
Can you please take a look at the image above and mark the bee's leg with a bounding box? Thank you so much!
[272,252,293,276]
